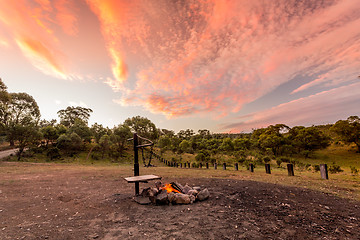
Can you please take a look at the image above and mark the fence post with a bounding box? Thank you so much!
[188,162,190,168]
[249,163,254,172]
[265,164,271,174]
[180,163,182,168]
[214,163,217,170]
[199,163,202,168]
[320,164,328,179]
[206,162,209,169]
[287,164,294,176]
[223,163,226,170]
[235,163,238,171]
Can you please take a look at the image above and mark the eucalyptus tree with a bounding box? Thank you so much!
[331,116,360,152]
[4,92,41,146]
[111,124,132,155]
[124,116,158,140]
[57,106,93,127]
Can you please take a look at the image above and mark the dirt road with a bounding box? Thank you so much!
[0,149,17,159]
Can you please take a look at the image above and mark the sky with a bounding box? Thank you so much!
[0,0,359,133]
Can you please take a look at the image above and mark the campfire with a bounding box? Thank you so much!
[134,181,210,205]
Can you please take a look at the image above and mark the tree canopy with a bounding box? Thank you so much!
[57,106,93,127]
[331,116,360,152]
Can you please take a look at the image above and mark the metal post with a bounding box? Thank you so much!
[133,133,139,195]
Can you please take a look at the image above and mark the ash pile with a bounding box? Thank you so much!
[134,181,210,205]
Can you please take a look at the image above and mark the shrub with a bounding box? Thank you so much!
[350,166,359,175]
[329,163,343,174]
[263,156,271,163]
[195,153,206,162]
[276,159,282,167]
[280,157,290,163]
[46,147,61,161]
[313,165,320,172]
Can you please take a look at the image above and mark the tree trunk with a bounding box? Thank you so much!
[356,142,360,153]
[86,145,95,161]
[17,148,24,161]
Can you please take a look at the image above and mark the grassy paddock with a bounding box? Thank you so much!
[1,159,359,202]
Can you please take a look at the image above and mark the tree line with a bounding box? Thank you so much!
[1,78,359,163]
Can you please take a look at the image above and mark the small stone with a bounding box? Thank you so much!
[189,195,196,203]
[156,191,168,205]
[187,189,198,196]
[197,188,210,201]
[155,181,164,190]
[174,193,191,204]
[134,196,151,205]
[89,234,99,239]
[182,185,192,194]
[193,186,201,192]
[167,192,176,203]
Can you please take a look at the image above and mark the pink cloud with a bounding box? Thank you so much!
[224,82,360,132]
[54,0,78,36]
[0,0,68,78]
[87,0,360,118]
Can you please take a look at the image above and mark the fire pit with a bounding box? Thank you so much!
[134,181,210,205]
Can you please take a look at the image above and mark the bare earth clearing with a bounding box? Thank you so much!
[0,162,360,239]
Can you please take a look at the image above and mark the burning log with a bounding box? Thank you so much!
[136,181,210,205]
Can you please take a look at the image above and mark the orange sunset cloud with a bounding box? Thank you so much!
[1,0,360,131]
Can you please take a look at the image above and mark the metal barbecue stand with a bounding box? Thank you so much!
[124,133,161,195]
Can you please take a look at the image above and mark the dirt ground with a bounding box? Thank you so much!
[1,162,360,240]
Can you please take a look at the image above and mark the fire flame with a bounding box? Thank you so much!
[161,183,180,193]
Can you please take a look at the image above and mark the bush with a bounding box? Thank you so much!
[276,159,282,167]
[195,153,206,162]
[350,166,359,175]
[46,147,61,161]
[313,165,320,172]
[263,156,271,163]
[290,159,299,167]
[329,163,343,174]
[280,157,290,163]
[91,152,101,160]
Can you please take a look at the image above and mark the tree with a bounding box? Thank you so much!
[40,125,59,147]
[57,106,93,127]
[289,126,330,158]
[177,129,195,140]
[111,124,132,156]
[124,116,158,140]
[253,124,290,156]
[179,139,191,153]
[0,78,10,130]
[331,116,360,152]
[91,123,110,143]
[13,123,41,160]
[4,92,41,146]
[219,138,234,152]
[99,134,111,159]
[157,135,172,151]
[68,119,92,142]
